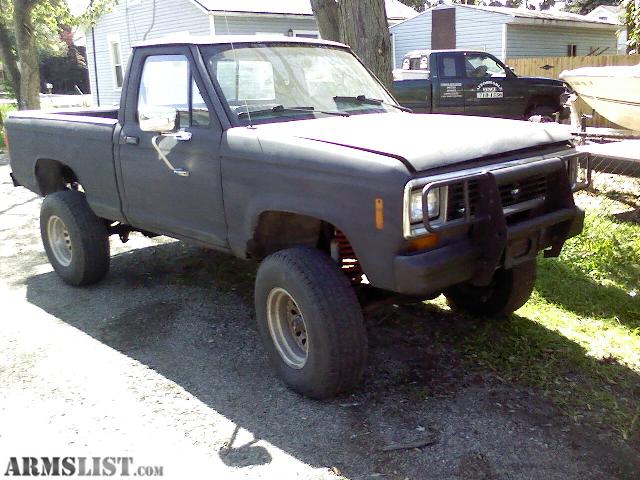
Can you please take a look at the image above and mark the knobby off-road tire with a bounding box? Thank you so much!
[40,190,110,286]
[255,247,368,399]
[444,260,537,317]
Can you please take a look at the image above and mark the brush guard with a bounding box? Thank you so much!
[420,158,584,286]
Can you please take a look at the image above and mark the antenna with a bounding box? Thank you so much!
[222,11,254,127]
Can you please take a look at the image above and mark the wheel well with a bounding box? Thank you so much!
[525,96,560,116]
[247,211,325,260]
[248,211,363,281]
[35,159,78,195]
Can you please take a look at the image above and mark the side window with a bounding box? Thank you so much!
[137,55,210,129]
[464,54,506,78]
[438,55,460,78]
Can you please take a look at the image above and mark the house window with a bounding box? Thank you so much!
[109,36,124,89]
[567,44,577,57]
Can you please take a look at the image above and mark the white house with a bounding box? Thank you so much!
[390,5,619,68]
[587,5,626,53]
[86,0,419,106]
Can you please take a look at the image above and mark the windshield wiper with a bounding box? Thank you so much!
[333,95,412,113]
[238,105,350,119]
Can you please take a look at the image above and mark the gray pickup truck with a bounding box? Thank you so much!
[6,36,589,399]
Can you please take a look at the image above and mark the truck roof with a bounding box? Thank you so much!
[133,35,348,49]
[404,49,487,57]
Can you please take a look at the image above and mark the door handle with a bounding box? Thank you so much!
[164,131,192,142]
[123,136,139,145]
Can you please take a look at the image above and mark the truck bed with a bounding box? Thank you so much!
[6,108,124,223]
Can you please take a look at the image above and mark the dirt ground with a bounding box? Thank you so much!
[1,154,638,480]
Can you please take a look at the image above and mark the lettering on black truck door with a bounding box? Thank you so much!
[432,53,465,114]
[463,53,519,118]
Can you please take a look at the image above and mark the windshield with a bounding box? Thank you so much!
[201,43,399,125]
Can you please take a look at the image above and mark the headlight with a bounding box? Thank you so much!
[409,188,440,223]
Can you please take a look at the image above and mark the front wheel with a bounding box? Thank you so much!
[255,247,368,399]
[444,261,537,317]
[40,190,110,286]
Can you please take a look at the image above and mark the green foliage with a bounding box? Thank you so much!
[624,0,640,52]
[565,0,619,16]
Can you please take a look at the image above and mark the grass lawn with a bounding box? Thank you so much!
[419,173,640,443]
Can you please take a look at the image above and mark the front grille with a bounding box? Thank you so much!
[446,174,548,221]
[499,174,547,208]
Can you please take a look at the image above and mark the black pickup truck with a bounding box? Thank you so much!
[6,37,588,399]
[392,50,569,121]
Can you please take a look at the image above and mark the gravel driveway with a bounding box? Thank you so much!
[0,154,637,479]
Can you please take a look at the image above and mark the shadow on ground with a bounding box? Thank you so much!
[24,241,640,480]
[535,260,639,332]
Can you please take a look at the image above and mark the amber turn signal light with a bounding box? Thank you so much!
[407,234,438,253]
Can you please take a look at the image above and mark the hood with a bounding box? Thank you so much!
[253,113,572,172]
[521,76,565,86]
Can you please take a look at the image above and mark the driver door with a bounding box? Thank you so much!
[463,53,522,118]
[117,47,227,248]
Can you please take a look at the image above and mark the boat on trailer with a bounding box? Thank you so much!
[560,63,640,132]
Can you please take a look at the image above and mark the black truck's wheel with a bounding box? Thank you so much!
[255,247,368,399]
[526,105,557,123]
[40,190,110,286]
[444,261,537,317]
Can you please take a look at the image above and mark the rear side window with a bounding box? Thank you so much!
[438,55,460,78]
[137,54,210,128]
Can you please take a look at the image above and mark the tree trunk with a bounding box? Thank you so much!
[12,0,40,110]
[310,0,341,42]
[311,0,393,90]
[0,20,22,106]
[337,0,392,89]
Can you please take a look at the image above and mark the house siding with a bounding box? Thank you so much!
[454,7,507,59]
[87,0,210,106]
[86,1,321,106]
[390,5,618,70]
[390,10,432,68]
[390,6,509,68]
[506,24,618,58]
[212,14,317,36]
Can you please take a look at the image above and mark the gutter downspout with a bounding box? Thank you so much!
[91,26,100,106]
[501,23,507,62]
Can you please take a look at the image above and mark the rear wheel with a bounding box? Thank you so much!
[526,105,558,123]
[40,190,110,286]
[444,261,536,317]
[255,247,367,399]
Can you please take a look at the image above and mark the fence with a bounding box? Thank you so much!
[505,54,640,129]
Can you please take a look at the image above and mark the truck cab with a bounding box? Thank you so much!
[392,49,568,121]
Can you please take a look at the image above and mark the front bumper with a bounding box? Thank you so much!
[393,157,585,296]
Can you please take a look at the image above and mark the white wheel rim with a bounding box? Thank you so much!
[266,287,308,369]
[47,215,72,267]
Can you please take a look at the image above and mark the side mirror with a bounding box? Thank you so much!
[139,106,179,133]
